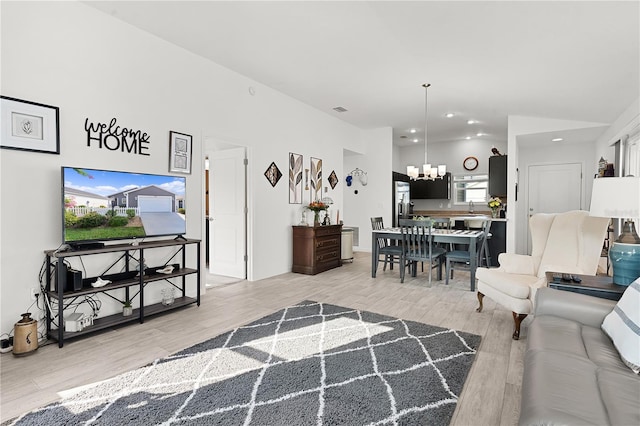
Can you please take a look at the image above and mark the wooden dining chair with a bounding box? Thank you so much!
[445,219,492,285]
[371,217,403,272]
[399,218,446,285]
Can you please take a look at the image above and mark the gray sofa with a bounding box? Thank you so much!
[519,287,640,426]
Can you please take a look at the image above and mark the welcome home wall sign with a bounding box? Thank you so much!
[85,117,150,156]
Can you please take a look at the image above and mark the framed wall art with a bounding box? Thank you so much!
[328,170,338,189]
[264,161,282,187]
[169,131,192,174]
[289,152,303,204]
[310,157,322,201]
[0,96,60,154]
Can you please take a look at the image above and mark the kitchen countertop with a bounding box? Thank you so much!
[412,210,508,222]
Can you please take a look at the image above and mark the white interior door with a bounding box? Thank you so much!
[527,162,582,251]
[208,147,246,278]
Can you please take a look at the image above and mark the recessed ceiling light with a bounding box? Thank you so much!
[552,138,563,142]
[413,139,419,143]
[476,132,484,137]
[467,120,477,125]
[409,128,417,133]
[445,113,455,118]
[466,136,471,140]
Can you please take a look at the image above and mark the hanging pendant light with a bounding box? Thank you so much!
[407,83,446,181]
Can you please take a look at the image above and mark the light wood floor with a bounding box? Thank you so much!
[0,252,528,424]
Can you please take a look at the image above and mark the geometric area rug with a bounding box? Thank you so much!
[8,300,481,426]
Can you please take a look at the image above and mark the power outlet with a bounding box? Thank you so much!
[30,287,39,300]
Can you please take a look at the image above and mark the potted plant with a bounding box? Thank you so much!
[122,300,133,317]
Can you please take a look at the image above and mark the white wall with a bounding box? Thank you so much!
[343,127,393,251]
[507,115,610,254]
[0,1,363,334]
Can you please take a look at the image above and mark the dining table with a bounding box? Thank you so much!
[371,227,485,291]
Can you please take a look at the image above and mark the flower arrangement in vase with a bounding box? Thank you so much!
[307,201,328,226]
[487,197,503,218]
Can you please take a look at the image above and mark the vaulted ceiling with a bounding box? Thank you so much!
[86,1,639,147]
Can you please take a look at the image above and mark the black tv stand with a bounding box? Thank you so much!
[44,238,201,347]
[68,241,105,251]
[174,235,187,241]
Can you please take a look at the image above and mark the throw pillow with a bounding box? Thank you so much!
[602,278,640,374]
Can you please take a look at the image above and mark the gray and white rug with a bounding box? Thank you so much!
[9,301,481,425]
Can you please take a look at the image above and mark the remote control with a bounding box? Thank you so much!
[552,273,563,282]
[561,273,572,282]
[571,275,582,283]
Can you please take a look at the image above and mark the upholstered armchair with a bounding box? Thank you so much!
[475,210,609,339]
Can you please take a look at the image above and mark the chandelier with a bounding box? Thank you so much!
[406,83,446,180]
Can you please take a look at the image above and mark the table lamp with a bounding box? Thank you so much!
[589,176,640,286]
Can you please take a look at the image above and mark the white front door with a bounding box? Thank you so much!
[526,162,582,251]
[208,147,246,278]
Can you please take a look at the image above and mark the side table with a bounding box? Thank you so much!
[546,272,626,301]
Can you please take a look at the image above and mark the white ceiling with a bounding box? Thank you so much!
[85,1,639,147]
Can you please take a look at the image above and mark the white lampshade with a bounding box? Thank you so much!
[590,177,640,219]
[437,165,446,176]
[422,163,431,176]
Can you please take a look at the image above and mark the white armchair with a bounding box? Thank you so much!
[475,210,609,339]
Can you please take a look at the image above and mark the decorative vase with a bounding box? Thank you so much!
[314,211,320,226]
[491,208,499,218]
[123,305,133,317]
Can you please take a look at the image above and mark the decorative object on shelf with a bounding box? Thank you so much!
[169,131,193,174]
[299,207,308,226]
[1,96,59,154]
[347,168,368,186]
[307,200,328,226]
[463,156,478,171]
[322,195,334,225]
[491,146,503,156]
[156,265,174,275]
[310,157,322,201]
[289,152,303,204]
[590,176,640,286]
[91,277,111,288]
[122,301,133,317]
[328,170,338,189]
[263,161,282,187]
[406,84,446,181]
[161,287,175,306]
[488,196,503,218]
[598,157,608,176]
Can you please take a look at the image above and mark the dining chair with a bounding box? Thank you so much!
[445,219,492,285]
[431,217,454,251]
[371,217,403,272]
[399,218,446,285]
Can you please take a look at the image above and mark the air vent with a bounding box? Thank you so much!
[400,135,408,139]
[332,106,348,113]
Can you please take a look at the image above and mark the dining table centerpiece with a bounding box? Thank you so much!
[488,196,503,218]
[307,200,328,226]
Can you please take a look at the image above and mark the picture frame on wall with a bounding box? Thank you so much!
[169,131,192,174]
[289,152,303,204]
[0,96,60,154]
[310,157,322,201]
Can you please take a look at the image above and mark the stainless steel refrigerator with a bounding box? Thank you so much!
[393,181,411,227]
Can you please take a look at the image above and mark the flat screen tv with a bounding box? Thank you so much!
[62,166,186,247]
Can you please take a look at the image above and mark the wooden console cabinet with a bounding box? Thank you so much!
[292,225,342,275]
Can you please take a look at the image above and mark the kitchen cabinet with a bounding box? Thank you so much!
[489,155,507,197]
[292,225,342,275]
[410,172,451,199]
